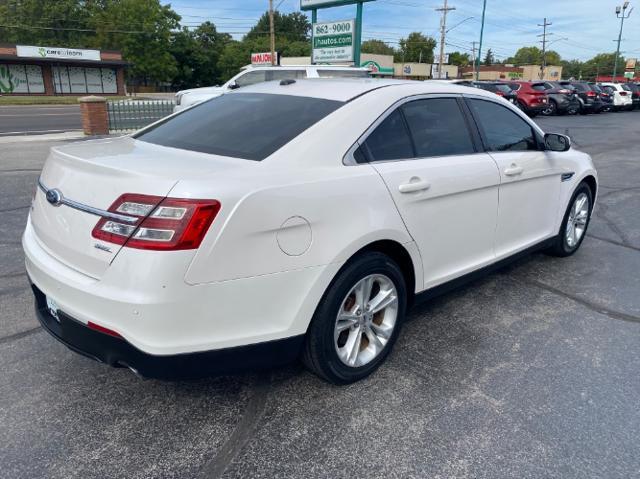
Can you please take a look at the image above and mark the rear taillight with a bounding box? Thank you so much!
[587,91,597,97]
[559,89,572,94]
[91,194,221,251]
[619,91,627,96]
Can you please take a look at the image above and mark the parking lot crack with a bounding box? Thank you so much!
[587,234,640,253]
[197,373,271,479]
[517,278,640,325]
[0,326,41,345]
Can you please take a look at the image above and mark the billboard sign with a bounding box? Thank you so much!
[312,20,355,63]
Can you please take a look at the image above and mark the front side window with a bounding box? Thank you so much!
[136,93,343,161]
[317,69,370,78]
[467,99,539,152]
[363,109,414,162]
[401,98,475,157]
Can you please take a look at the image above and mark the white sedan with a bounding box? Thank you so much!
[24,79,597,384]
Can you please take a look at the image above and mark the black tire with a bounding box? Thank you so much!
[302,252,407,384]
[541,99,557,116]
[545,182,593,257]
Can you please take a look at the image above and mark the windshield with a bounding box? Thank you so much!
[136,93,343,161]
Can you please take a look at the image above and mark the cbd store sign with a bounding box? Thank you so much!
[312,20,355,63]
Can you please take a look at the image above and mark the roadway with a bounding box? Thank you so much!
[0,105,82,136]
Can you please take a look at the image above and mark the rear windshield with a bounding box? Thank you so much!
[135,93,343,161]
[317,69,370,78]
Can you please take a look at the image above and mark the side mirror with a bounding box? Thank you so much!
[228,82,239,90]
[544,133,571,152]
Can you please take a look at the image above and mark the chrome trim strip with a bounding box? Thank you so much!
[37,178,139,224]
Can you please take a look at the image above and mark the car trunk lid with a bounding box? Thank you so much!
[30,136,248,279]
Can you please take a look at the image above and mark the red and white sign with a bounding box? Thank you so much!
[251,52,278,66]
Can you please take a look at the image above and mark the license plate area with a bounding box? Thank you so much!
[46,296,60,323]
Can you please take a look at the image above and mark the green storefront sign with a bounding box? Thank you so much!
[312,20,355,63]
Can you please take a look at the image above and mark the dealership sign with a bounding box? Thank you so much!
[301,0,374,10]
[16,45,101,61]
[251,52,278,66]
[312,20,355,63]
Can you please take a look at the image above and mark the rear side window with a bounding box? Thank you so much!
[531,84,546,91]
[467,99,539,152]
[363,109,414,162]
[401,98,475,157]
[136,93,342,161]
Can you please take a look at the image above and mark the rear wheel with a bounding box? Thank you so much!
[545,182,593,257]
[302,252,407,384]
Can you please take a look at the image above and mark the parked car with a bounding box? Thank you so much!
[174,65,371,112]
[559,81,604,114]
[599,82,634,111]
[474,81,519,104]
[588,83,613,112]
[503,81,549,117]
[623,82,640,110]
[25,79,598,384]
[533,81,581,116]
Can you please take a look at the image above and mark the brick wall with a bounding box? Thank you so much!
[79,96,109,135]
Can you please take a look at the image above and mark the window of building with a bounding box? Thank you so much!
[52,66,117,94]
[0,64,45,93]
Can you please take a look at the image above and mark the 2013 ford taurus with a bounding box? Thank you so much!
[24,79,598,384]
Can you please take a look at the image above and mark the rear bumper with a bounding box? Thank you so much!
[32,284,303,379]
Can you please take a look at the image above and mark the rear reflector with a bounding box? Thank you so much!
[92,194,221,251]
[88,321,123,339]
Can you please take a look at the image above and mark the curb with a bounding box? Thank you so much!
[0,131,86,144]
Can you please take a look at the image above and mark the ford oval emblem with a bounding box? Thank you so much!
[46,188,63,207]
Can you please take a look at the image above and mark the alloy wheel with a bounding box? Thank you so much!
[334,274,398,367]
[565,192,589,248]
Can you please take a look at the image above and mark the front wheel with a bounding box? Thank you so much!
[541,99,557,116]
[302,252,407,384]
[545,182,593,257]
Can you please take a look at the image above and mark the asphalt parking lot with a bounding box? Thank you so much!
[1,110,639,478]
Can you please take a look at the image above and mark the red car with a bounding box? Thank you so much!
[502,81,549,117]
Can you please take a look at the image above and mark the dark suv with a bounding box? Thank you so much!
[474,82,518,104]
[534,81,581,116]
[624,82,640,110]
[589,83,613,112]
[559,81,604,114]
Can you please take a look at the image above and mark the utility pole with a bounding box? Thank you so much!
[537,18,552,80]
[475,0,487,80]
[613,2,633,80]
[436,0,455,79]
[269,0,276,65]
[471,41,478,79]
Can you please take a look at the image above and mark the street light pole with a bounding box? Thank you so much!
[613,1,633,80]
[476,0,487,80]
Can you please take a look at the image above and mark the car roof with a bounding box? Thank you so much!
[242,65,369,71]
[231,78,488,102]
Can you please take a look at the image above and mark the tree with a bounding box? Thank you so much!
[361,39,396,56]
[396,32,436,63]
[89,0,181,85]
[246,11,310,43]
[560,59,584,80]
[505,46,561,66]
[169,23,232,90]
[483,48,495,66]
[448,51,471,67]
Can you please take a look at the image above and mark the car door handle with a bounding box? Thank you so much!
[504,164,524,176]
[398,179,431,193]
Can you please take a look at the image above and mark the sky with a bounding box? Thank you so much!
[163,0,640,62]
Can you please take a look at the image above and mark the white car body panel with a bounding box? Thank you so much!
[24,79,597,360]
[600,82,633,107]
[173,65,370,112]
